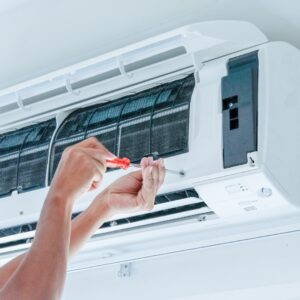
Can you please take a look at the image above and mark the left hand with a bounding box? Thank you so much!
[97,157,165,217]
[49,137,115,202]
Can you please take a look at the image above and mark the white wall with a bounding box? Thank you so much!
[1,0,300,90]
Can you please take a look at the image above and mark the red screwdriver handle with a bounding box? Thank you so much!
[106,157,131,170]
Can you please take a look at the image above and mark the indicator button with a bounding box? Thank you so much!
[258,187,272,197]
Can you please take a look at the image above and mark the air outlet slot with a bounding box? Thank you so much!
[0,102,19,115]
[0,188,216,252]
[23,87,68,106]
[0,119,56,198]
[124,47,187,73]
[49,74,195,182]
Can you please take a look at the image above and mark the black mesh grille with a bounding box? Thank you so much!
[0,119,56,198]
[155,188,199,204]
[49,74,194,181]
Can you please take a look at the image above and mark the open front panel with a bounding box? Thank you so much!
[0,119,56,198]
[49,74,194,181]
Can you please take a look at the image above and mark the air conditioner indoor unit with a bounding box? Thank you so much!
[0,21,299,271]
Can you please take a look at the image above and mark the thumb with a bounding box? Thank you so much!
[142,166,155,193]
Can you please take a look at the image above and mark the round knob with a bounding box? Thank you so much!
[258,187,272,197]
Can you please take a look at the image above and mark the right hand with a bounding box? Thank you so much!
[49,137,115,202]
[95,157,165,217]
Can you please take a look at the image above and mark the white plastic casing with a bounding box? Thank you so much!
[0,22,299,269]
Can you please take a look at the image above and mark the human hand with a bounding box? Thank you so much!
[49,137,115,202]
[97,157,165,217]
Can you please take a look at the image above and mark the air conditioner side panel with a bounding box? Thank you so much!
[260,42,300,205]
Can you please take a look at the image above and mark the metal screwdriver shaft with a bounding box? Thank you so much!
[130,163,185,176]
[107,158,185,176]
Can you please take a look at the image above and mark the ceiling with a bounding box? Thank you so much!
[0,0,300,90]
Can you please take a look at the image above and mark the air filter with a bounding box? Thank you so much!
[49,74,195,181]
[0,119,56,198]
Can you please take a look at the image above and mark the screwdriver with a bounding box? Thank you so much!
[106,157,185,176]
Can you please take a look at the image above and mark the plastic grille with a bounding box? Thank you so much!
[0,199,212,249]
[50,74,194,181]
[0,119,56,197]
[0,188,201,240]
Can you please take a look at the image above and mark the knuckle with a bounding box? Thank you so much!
[63,146,72,156]
[63,146,79,159]
[76,150,86,160]
[89,136,98,143]
[87,136,98,143]
[79,154,91,166]
[87,136,101,147]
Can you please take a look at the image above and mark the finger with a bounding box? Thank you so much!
[75,137,101,148]
[141,157,149,169]
[158,159,165,188]
[80,148,107,172]
[142,166,155,194]
[76,137,115,159]
[89,170,103,190]
[78,149,107,187]
[151,164,160,192]
[141,157,149,177]
[141,166,156,209]
[89,180,101,192]
[127,170,143,182]
[143,166,153,187]
[148,156,154,165]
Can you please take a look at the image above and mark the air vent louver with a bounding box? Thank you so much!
[0,119,56,198]
[49,74,194,181]
[0,188,216,251]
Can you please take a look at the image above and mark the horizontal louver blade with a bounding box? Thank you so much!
[0,188,216,252]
